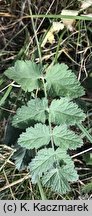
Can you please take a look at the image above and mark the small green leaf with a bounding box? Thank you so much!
[53,125,83,149]
[13,147,35,170]
[49,98,86,125]
[81,182,92,194]
[18,123,50,149]
[42,163,78,194]
[29,148,55,183]
[83,153,92,166]
[42,168,70,194]
[29,148,72,183]
[4,60,41,92]
[12,98,48,128]
[62,162,78,182]
[13,147,26,170]
[46,63,85,98]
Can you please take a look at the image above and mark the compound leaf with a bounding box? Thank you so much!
[18,123,50,149]
[46,63,85,98]
[53,125,83,150]
[4,60,41,92]
[49,98,86,125]
[12,98,48,128]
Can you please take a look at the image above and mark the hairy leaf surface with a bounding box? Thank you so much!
[18,123,50,149]
[49,98,86,125]
[62,162,78,182]
[53,125,83,149]
[12,98,48,128]
[42,163,78,194]
[29,148,72,183]
[42,168,70,194]
[46,63,85,98]
[4,60,41,92]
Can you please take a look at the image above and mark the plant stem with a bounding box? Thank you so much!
[0,85,12,106]
[72,147,92,158]
[37,177,47,200]
[54,30,66,64]
[77,123,92,143]
[22,14,92,21]
[28,2,42,65]
[49,115,54,150]
[41,76,47,98]
[28,1,49,100]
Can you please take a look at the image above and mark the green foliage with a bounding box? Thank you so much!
[42,165,78,194]
[18,123,51,149]
[13,147,26,170]
[4,60,42,92]
[18,123,83,150]
[12,98,48,128]
[53,125,83,149]
[49,98,85,125]
[46,63,85,98]
[12,147,34,170]
[81,182,92,194]
[83,152,92,166]
[29,148,72,183]
[4,60,86,195]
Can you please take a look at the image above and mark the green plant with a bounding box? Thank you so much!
[4,60,88,197]
[81,182,92,194]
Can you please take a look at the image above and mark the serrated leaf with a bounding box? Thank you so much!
[46,63,85,98]
[53,125,83,150]
[61,162,78,182]
[18,123,50,149]
[42,168,70,194]
[42,163,78,194]
[53,147,73,163]
[13,146,34,170]
[12,98,48,128]
[4,60,41,92]
[29,148,55,183]
[13,147,26,170]
[49,98,86,125]
[29,148,72,183]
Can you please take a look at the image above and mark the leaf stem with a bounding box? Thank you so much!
[37,177,47,200]
[49,115,54,150]
[77,123,92,143]
[53,30,66,64]
[41,77,47,98]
